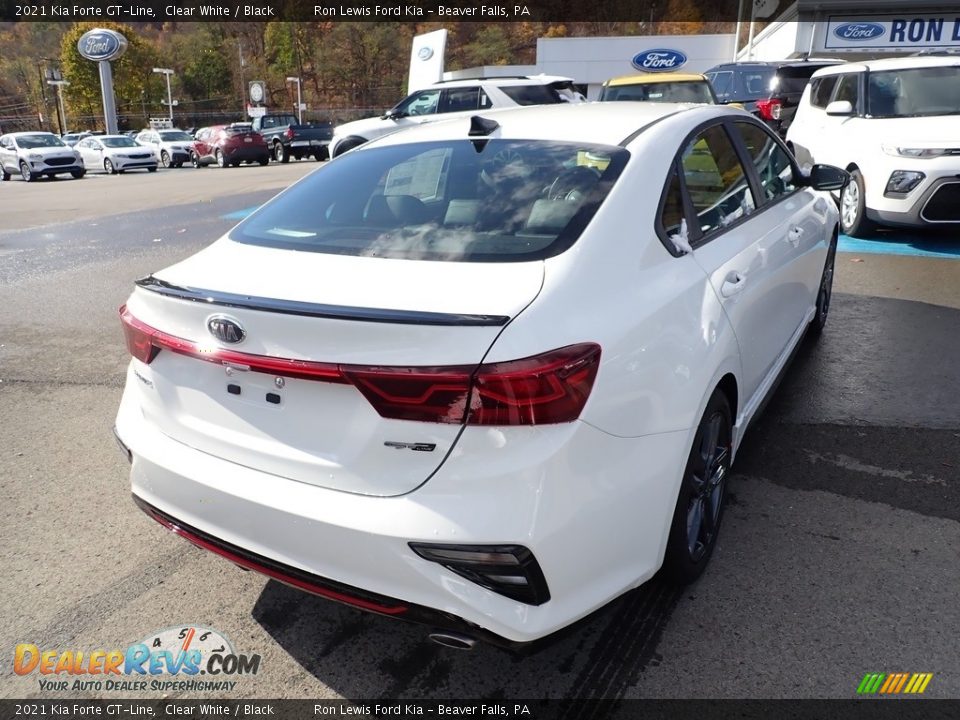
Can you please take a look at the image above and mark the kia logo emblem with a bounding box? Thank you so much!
[833,22,886,41]
[207,315,246,344]
[631,49,688,72]
[418,46,434,61]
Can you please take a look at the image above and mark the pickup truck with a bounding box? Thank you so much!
[250,113,333,163]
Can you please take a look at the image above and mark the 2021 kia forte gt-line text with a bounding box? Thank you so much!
[115,102,845,648]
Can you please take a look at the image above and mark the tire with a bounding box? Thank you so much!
[160,151,171,168]
[274,142,289,163]
[173,161,183,168]
[20,161,35,182]
[190,151,201,168]
[663,390,733,585]
[839,169,875,238]
[147,166,157,173]
[313,148,328,161]
[70,169,85,179]
[1,168,10,181]
[216,149,227,168]
[258,157,269,167]
[104,159,116,175]
[332,137,365,158]
[809,231,838,336]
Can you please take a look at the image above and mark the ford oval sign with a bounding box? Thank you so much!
[632,49,688,72]
[77,28,128,62]
[207,315,246,345]
[833,22,886,41]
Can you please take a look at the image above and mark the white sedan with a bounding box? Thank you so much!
[75,135,159,174]
[115,103,845,649]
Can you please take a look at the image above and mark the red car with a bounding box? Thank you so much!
[190,124,270,168]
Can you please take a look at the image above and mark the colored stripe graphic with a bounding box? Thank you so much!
[858,672,933,695]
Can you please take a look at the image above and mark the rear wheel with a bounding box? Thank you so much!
[20,162,35,182]
[839,169,875,238]
[274,142,289,163]
[663,390,732,584]
[809,231,838,336]
[104,158,116,175]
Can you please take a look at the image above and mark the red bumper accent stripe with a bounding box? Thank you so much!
[138,499,408,616]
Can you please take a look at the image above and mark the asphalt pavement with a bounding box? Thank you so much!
[0,165,958,701]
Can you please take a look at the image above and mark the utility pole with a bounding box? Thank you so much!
[47,78,70,134]
[238,39,246,116]
[286,77,303,124]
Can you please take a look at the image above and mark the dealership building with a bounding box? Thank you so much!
[428,0,960,98]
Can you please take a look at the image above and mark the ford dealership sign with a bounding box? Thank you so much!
[833,22,886,41]
[77,28,128,62]
[632,49,688,72]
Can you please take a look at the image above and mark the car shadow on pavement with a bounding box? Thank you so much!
[252,573,682,700]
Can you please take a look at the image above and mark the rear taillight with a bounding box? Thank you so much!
[756,99,782,121]
[284,128,295,139]
[120,306,159,364]
[345,344,601,425]
[119,308,599,426]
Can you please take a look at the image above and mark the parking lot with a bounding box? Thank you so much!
[1,164,958,700]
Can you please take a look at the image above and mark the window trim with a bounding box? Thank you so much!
[727,118,804,211]
[655,116,809,256]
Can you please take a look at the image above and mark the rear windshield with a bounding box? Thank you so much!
[601,81,714,103]
[230,139,629,262]
[223,125,254,135]
[500,84,563,106]
[731,68,776,101]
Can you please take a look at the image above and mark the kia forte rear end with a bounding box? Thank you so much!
[116,103,821,646]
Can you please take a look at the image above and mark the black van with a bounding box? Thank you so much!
[705,59,843,138]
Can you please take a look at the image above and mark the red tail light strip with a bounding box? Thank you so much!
[120,306,600,425]
[121,306,346,383]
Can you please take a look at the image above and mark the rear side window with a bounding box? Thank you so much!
[679,125,756,237]
[810,76,839,108]
[230,139,629,262]
[441,87,485,113]
[707,71,734,98]
[500,84,562,106]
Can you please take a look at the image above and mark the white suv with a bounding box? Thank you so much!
[329,75,582,158]
[787,56,960,237]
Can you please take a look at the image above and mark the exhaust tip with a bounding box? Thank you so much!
[428,631,477,651]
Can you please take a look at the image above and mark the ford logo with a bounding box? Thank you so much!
[631,49,688,72]
[833,22,886,41]
[207,315,246,345]
[77,28,128,62]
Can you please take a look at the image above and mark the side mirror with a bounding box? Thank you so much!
[825,100,854,116]
[382,108,405,120]
[805,164,849,192]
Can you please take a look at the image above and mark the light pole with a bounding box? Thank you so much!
[286,76,303,124]
[46,79,70,134]
[152,67,175,122]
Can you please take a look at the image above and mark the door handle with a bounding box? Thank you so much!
[787,226,805,246]
[720,271,747,298]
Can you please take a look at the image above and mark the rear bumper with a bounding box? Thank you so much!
[116,364,688,644]
[224,146,270,162]
[132,494,525,650]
